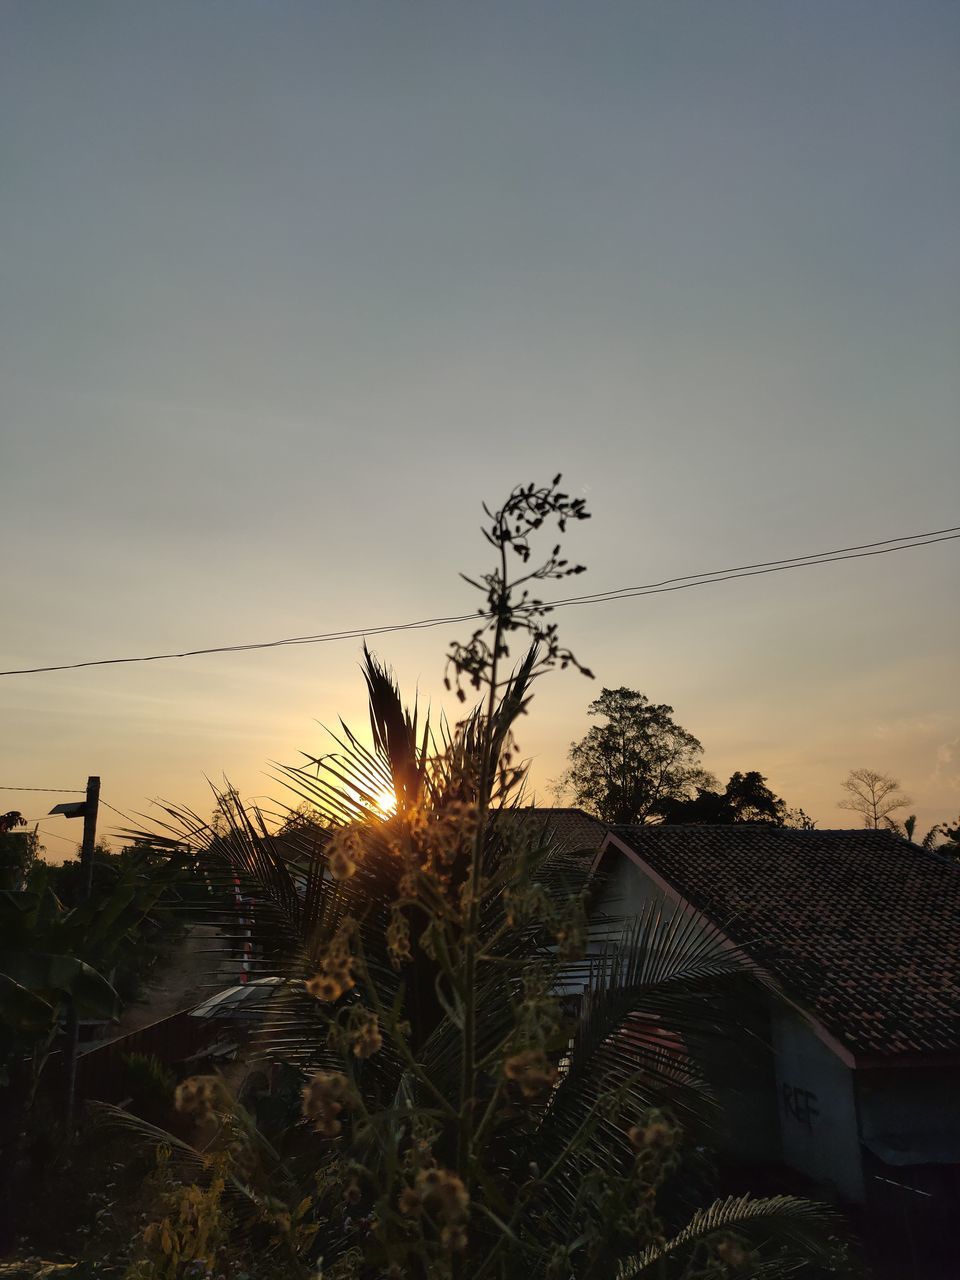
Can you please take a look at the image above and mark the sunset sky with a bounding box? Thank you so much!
[2,2,957,857]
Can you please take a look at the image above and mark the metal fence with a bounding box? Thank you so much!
[48,1010,223,1106]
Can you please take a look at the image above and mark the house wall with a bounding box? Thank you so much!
[709,998,783,1168]
[592,849,782,1168]
[592,849,675,920]
[771,1006,864,1202]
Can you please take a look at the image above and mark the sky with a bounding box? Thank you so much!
[2,1,958,857]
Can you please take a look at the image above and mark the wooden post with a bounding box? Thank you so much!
[79,775,100,901]
[64,775,100,1134]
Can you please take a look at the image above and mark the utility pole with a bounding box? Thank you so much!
[53,775,101,1134]
[79,775,100,901]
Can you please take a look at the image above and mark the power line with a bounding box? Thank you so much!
[547,532,960,610]
[4,529,956,677]
[0,785,86,793]
[34,828,80,847]
[1,525,957,679]
[99,798,135,823]
[522,526,960,606]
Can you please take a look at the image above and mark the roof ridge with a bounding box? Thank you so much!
[521,804,606,821]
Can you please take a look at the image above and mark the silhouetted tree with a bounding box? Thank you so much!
[935,814,960,861]
[884,813,941,848]
[563,687,714,824]
[661,771,787,826]
[784,807,817,830]
[0,813,38,891]
[838,768,911,829]
[276,801,330,835]
[47,841,122,907]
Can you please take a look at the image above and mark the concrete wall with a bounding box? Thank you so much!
[772,1006,864,1201]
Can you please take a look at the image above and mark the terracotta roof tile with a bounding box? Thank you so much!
[516,807,608,856]
[607,825,960,1060]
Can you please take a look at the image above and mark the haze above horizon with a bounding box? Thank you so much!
[2,2,957,855]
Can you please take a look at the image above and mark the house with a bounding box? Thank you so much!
[586,821,960,1208]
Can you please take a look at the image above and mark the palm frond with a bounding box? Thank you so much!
[92,1102,211,1177]
[92,1099,307,1229]
[619,1194,846,1278]
[562,900,760,1102]
[362,644,430,811]
[516,901,768,1239]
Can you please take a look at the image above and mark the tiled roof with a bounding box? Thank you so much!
[606,825,960,1060]
[495,806,606,860]
[515,807,608,857]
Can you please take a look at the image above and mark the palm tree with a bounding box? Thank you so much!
[117,481,847,1280]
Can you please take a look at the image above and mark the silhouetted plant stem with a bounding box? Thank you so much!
[459,529,508,1178]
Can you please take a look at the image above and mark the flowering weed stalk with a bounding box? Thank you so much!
[119,479,848,1280]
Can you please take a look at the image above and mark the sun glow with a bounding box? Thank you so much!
[374,788,397,818]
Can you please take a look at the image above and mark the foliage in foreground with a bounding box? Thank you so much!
[0,847,187,1254]
[114,480,849,1279]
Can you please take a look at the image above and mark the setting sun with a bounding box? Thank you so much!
[373,788,397,817]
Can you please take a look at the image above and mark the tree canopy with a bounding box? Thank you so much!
[0,813,39,891]
[659,771,788,826]
[563,687,714,825]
